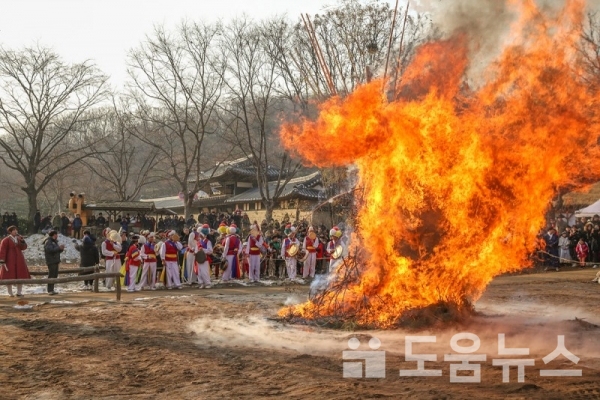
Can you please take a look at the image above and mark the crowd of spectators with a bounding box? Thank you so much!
[1,211,20,237]
[8,207,337,277]
[540,213,600,270]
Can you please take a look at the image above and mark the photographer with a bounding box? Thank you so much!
[44,230,64,295]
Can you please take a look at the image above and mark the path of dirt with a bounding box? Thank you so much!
[0,268,599,399]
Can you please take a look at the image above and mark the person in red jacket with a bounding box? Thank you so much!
[0,226,30,297]
[125,236,141,292]
[576,238,589,268]
[315,236,326,274]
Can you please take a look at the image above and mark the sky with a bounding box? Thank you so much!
[0,0,356,89]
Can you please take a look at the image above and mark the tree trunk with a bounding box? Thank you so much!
[264,201,274,223]
[24,187,38,234]
[184,194,194,219]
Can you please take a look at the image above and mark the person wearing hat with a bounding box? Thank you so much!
[196,225,213,288]
[281,227,300,279]
[137,233,158,290]
[544,227,559,272]
[326,227,345,272]
[183,226,200,285]
[302,226,319,279]
[244,224,264,283]
[43,230,65,295]
[221,225,242,281]
[217,222,228,236]
[159,230,183,289]
[125,235,142,292]
[0,226,30,296]
[102,229,122,290]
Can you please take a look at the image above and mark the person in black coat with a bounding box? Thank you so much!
[44,230,64,295]
[75,230,100,290]
[33,211,41,233]
[120,232,131,265]
[96,213,107,228]
[60,213,70,236]
[544,228,560,271]
[10,212,18,226]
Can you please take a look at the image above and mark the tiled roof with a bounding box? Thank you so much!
[83,201,155,212]
[190,156,281,183]
[192,194,232,207]
[225,172,323,203]
[140,196,184,209]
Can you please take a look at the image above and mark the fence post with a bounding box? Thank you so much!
[93,265,100,293]
[116,274,121,301]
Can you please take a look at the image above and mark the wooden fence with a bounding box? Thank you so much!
[0,268,124,301]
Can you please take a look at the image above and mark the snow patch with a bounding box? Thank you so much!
[13,304,33,309]
[23,233,82,263]
[49,300,75,304]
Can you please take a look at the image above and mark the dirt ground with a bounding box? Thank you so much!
[0,267,599,399]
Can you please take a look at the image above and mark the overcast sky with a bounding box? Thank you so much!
[0,0,361,89]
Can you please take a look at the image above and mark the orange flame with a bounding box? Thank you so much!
[279,0,600,327]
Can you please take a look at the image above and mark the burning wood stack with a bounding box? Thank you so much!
[279,0,600,328]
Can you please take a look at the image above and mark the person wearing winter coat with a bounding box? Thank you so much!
[0,225,30,296]
[52,214,62,231]
[75,230,100,290]
[44,230,64,295]
[72,214,83,239]
[576,238,589,268]
[558,231,572,263]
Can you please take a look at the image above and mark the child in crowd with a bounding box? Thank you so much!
[576,237,589,268]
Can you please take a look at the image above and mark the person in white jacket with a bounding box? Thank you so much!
[160,230,183,289]
[281,229,300,279]
[302,226,319,279]
[184,227,199,284]
[196,225,213,288]
[244,225,264,282]
[137,233,158,290]
[101,230,122,290]
[221,226,242,281]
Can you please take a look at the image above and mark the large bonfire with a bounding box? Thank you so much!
[279,0,600,328]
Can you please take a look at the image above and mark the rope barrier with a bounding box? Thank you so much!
[535,249,599,266]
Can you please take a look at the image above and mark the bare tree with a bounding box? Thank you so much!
[579,12,600,88]
[126,22,227,217]
[220,17,303,222]
[290,0,433,97]
[0,45,109,232]
[81,105,163,201]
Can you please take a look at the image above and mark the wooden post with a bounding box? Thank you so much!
[392,2,411,98]
[383,0,400,88]
[116,274,121,301]
[302,13,336,96]
[93,265,100,293]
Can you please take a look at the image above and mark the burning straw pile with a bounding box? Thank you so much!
[279,0,600,329]
[281,251,475,330]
